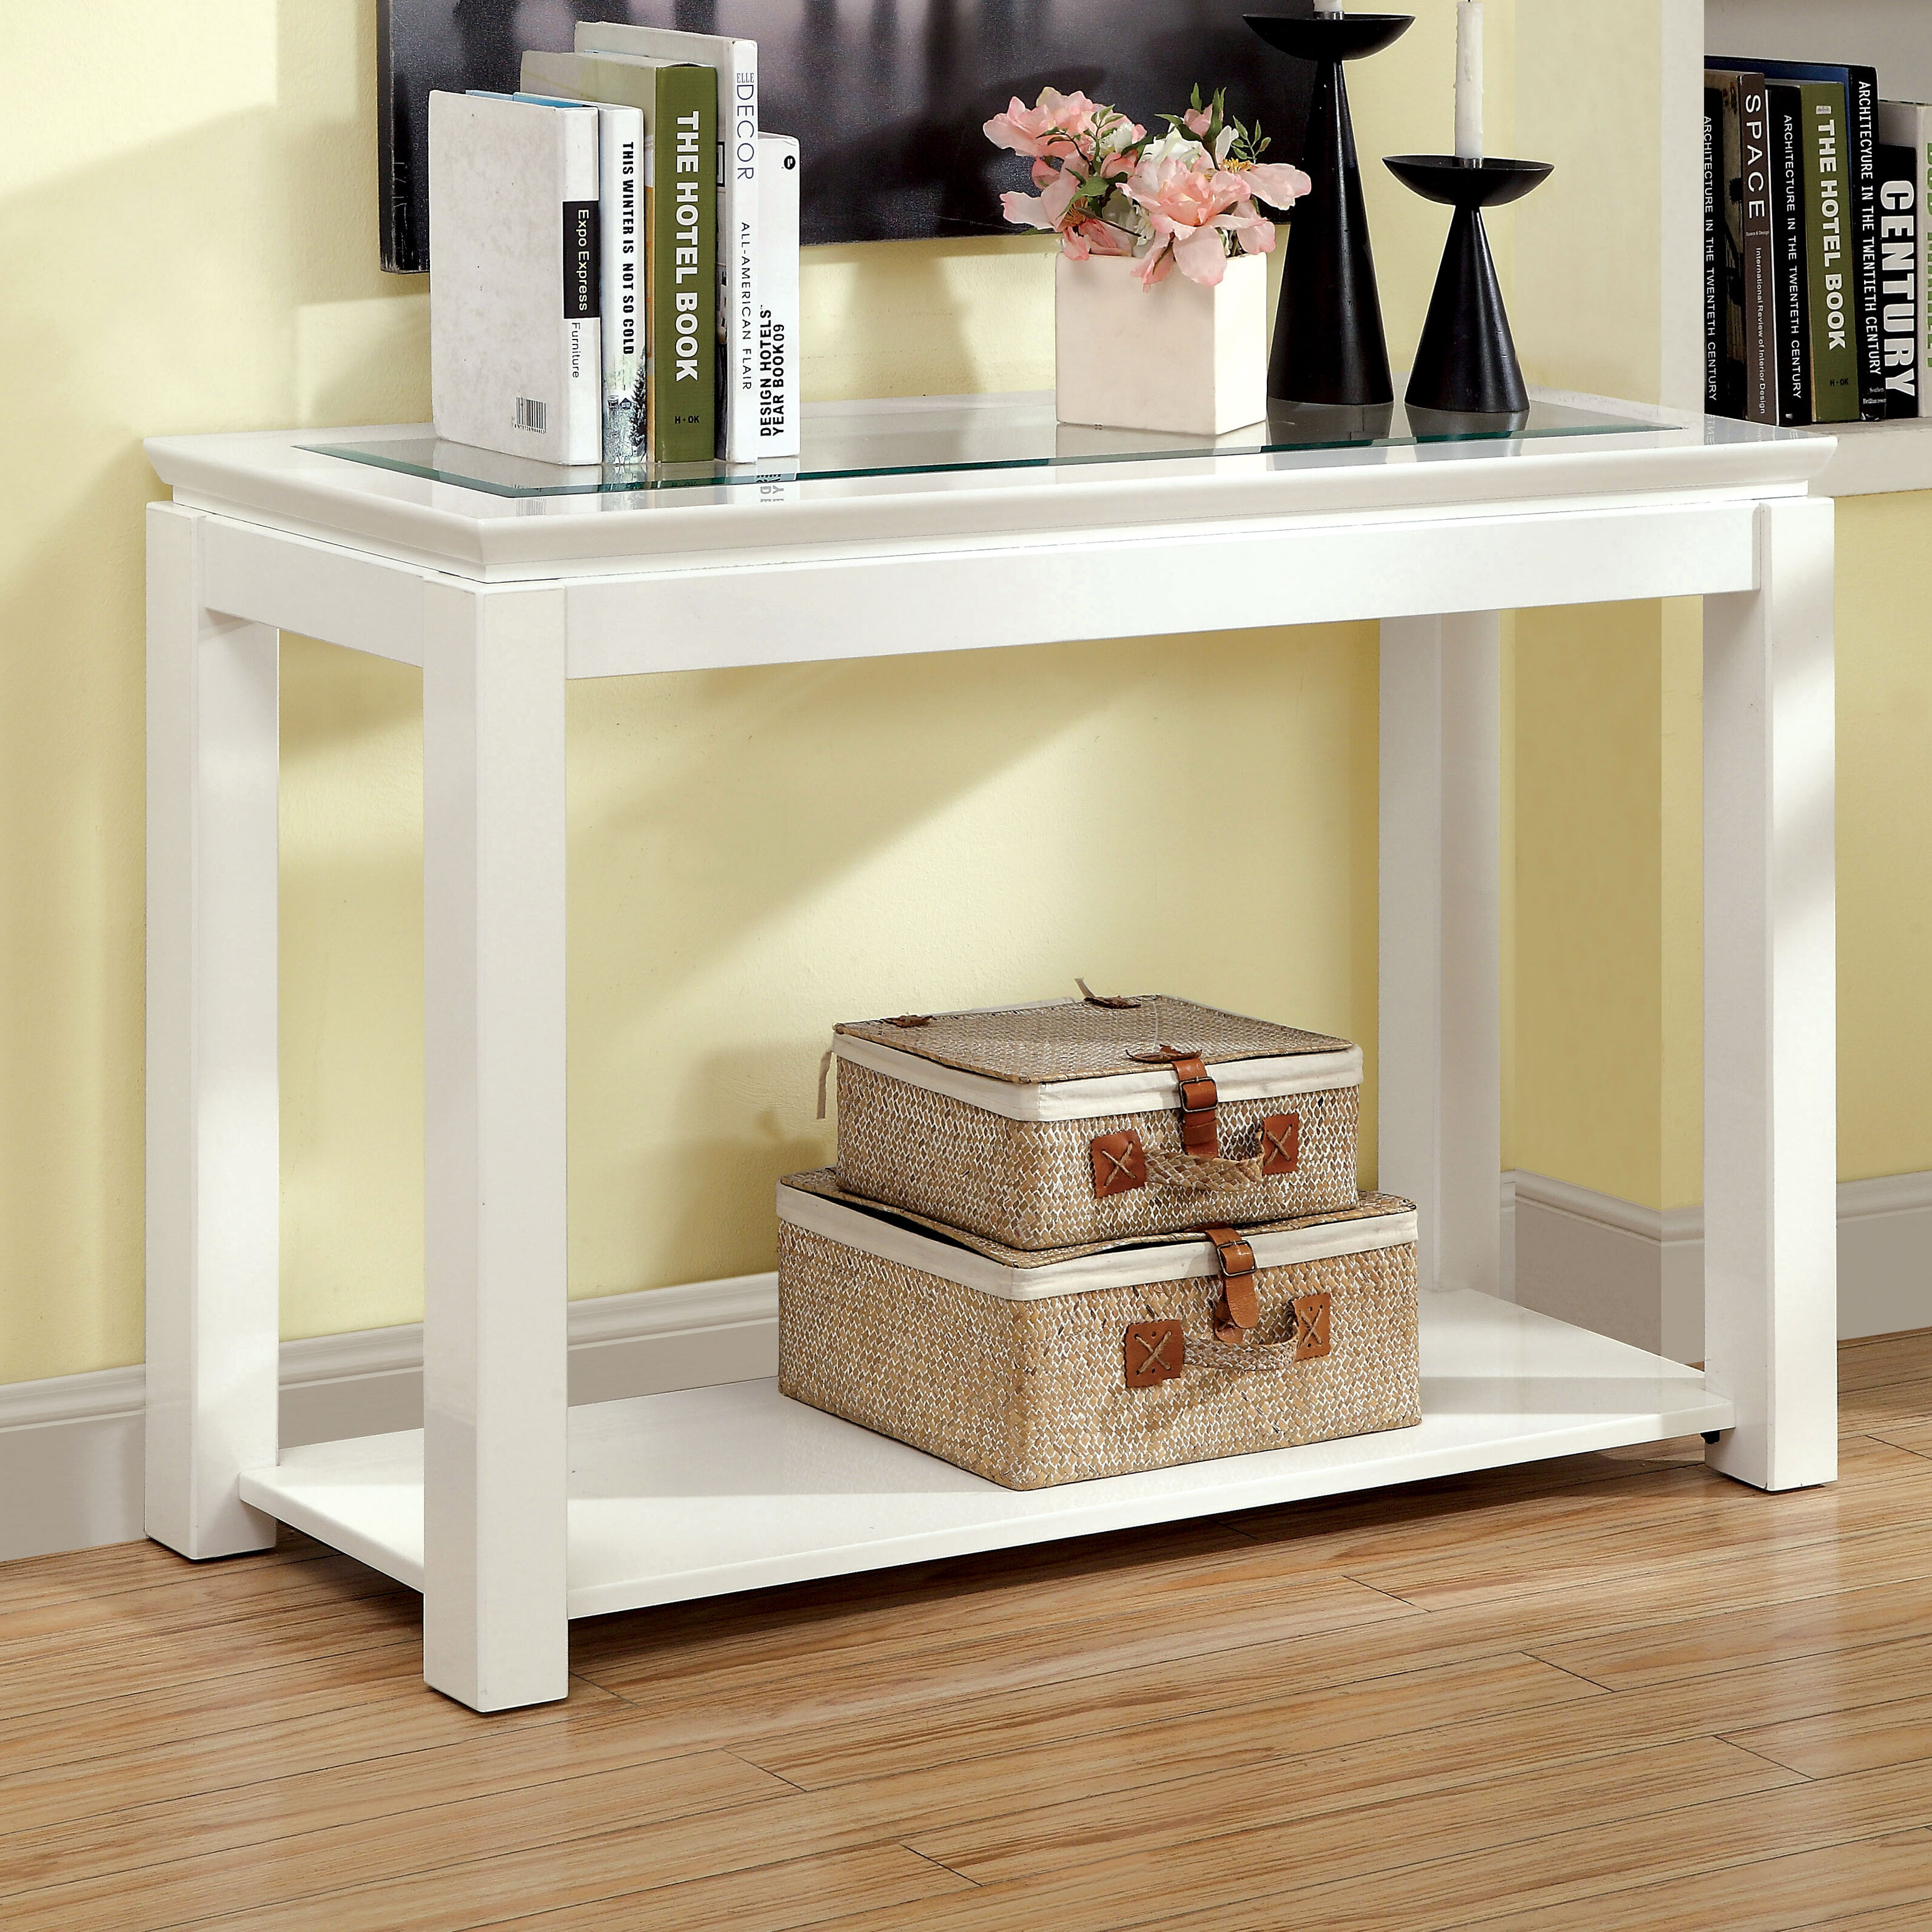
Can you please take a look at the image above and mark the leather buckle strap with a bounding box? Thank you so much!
[1202,1223,1261,1341]
[1124,1043,1221,1162]
[1172,1054,1219,1160]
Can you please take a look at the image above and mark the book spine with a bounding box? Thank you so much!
[649,65,717,465]
[723,46,760,462]
[571,24,762,463]
[377,0,411,271]
[561,113,603,465]
[1709,72,1746,417]
[1705,89,1722,412]
[756,133,801,460]
[1737,75,1777,424]
[1880,102,1932,422]
[599,108,648,463]
[1848,70,1886,419]
[1800,81,1860,423]
[1877,141,1922,418]
[1768,85,1812,426]
[1922,111,1931,420]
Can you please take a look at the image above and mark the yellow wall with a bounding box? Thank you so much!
[1509,599,1703,1209]
[4,1,1927,1384]
[1508,1,1702,1210]
[1838,492,1932,1182]
[1513,0,1668,405]
[0,0,1467,1378]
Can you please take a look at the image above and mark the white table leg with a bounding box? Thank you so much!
[421,583,571,1710]
[145,504,281,1559]
[1703,496,1837,1491]
[1379,614,1502,1298]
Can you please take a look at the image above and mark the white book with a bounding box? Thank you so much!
[1878,101,1931,419]
[575,19,759,463]
[756,133,802,461]
[520,92,649,463]
[428,92,602,465]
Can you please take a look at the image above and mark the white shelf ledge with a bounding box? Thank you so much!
[239,1289,1734,1620]
[1796,418,1932,500]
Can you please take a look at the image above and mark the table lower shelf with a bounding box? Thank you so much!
[240,1288,1734,1620]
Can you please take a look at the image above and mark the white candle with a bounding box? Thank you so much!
[1455,0,1484,160]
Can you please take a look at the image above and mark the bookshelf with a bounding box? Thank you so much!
[1698,0,1932,496]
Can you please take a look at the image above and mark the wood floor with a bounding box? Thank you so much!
[6,1340,1932,1932]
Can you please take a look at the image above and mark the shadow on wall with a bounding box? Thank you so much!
[563,626,1381,1298]
[281,619,1383,1329]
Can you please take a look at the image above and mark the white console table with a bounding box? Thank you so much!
[143,394,1838,1712]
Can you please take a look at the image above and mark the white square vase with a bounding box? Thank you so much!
[1054,250,1268,437]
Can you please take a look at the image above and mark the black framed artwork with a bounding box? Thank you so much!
[379,0,1318,270]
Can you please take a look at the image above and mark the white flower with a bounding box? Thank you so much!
[1139,127,1208,173]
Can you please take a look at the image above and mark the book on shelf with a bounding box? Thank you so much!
[1720,56,1885,421]
[1716,70,1769,421]
[1877,101,1929,420]
[1766,84,1813,428]
[1706,69,1776,424]
[756,133,802,461]
[427,91,602,466]
[575,20,760,465]
[1794,78,1862,424]
[522,52,718,466]
[1704,89,1722,414]
[518,92,648,464]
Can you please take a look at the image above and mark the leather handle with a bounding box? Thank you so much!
[1088,1114,1302,1199]
[1189,1295,1331,1373]
[1122,1290,1333,1387]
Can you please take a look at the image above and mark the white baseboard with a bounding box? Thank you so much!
[7,1173,1930,1568]
[0,1274,778,1565]
[1509,1169,1932,1360]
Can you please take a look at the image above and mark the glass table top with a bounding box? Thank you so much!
[303,394,1672,501]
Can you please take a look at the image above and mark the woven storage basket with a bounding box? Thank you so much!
[829,995,1362,1252]
[777,1170,1420,1491]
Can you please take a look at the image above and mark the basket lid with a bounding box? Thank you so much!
[778,1169,1415,1300]
[834,996,1354,1087]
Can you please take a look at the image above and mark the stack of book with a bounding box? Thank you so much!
[427,20,801,469]
[1706,57,1929,425]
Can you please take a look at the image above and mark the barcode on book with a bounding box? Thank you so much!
[514,397,547,434]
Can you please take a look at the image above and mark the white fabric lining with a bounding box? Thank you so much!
[830,1034,1365,1122]
[776,1184,1418,1301]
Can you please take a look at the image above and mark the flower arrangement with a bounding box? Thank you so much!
[985,85,1312,290]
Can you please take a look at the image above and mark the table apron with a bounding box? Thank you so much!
[196,497,1766,676]
[566,498,1762,676]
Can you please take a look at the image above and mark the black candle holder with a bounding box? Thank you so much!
[1246,12,1413,412]
[1384,155,1553,428]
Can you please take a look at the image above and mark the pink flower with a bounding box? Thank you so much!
[1184,106,1213,137]
[1125,145,1247,286]
[1119,133,1313,287]
[1235,161,1313,211]
[986,87,1153,260]
[1226,209,1278,257]
[999,170,1081,234]
[1062,215,1139,260]
[983,87,1102,159]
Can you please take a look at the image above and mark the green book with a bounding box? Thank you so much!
[1798,79,1860,423]
[520,52,718,465]
[648,63,717,465]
